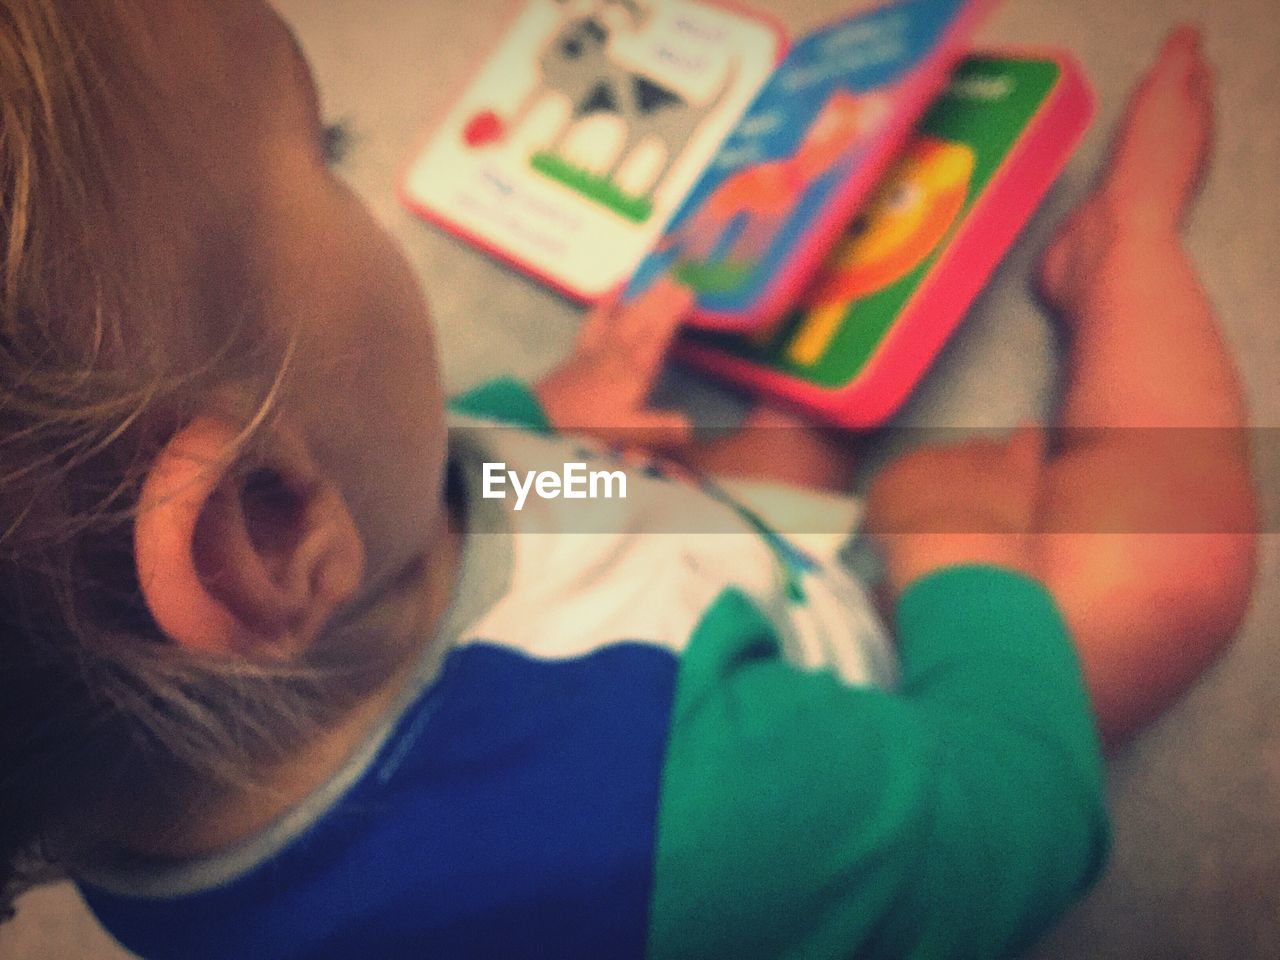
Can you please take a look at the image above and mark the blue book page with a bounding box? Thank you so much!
[627,0,972,322]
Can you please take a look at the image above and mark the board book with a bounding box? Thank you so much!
[629,0,995,328]
[401,0,991,305]
[401,0,786,302]
[677,51,1096,427]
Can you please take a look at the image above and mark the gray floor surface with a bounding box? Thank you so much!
[3,0,1278,957]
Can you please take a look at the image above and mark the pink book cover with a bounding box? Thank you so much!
[677,50,1096,427]
[628,0,996,329]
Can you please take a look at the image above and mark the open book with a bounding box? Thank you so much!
[403,1,1093,424]
[680,51,1095,425]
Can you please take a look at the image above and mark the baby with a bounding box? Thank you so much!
[0,2,1256,959]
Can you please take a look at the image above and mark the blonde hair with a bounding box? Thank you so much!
[0,0,393,916]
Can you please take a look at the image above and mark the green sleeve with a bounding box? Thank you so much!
[648,567,1110,960]
[448,377,553,434]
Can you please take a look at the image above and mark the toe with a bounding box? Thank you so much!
[1150,25,1202,88]
[1190,59,1215,102]
[1166,24,1203,59]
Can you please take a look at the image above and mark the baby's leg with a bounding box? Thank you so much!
[1033,28,1256,743]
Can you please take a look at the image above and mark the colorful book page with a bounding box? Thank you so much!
[679,53,1095,426]
[629,0,992,329]
[401,0,785,302]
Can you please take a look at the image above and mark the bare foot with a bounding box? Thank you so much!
[1039,26,1215,314]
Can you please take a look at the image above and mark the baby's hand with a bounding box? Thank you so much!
[864,426,1046,599]
[535,279,694,450]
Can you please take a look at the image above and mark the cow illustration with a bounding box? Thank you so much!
[496,0,738,202]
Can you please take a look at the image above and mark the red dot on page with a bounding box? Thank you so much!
[463,111,506,148]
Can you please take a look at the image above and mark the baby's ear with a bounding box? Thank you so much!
[133,416,365,660]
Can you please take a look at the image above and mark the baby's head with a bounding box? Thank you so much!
[1,0,449,910]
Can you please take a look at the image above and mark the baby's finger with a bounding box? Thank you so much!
[576,284,628,353]
[617,278,694,353]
